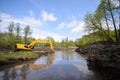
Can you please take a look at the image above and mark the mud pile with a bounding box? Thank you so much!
[75,41,120,80]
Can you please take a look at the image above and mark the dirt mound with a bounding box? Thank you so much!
[75,41,120,80]
[75,41,120,55]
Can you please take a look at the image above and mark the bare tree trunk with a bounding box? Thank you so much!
[108,0,118,42]
[104,8,110,37]
[91,20,113,42]
[118,0,120,41]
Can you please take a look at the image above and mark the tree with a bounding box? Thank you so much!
[60,37,76,48]
[0,32,7,46]
[84,13,112,41]
[7,22,14,36]
[23,25,32,44]
[101,0,119,41]
[15,23,21,43]
[7,22,16,46]
[107,0,118,41]
[119,0,120,41]
[84,0,119,42]
[46,36,55,46]
[95,0,110,36]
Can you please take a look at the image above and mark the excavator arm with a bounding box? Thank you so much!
[15,40,55,52]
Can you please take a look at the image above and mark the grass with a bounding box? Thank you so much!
[0,51,39,61]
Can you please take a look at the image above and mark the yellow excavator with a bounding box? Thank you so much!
[15,40,54,52]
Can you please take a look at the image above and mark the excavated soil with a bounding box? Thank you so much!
[75,41,120,80]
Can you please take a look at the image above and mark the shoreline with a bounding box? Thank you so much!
[75,41,120,80]
[0,46,76,66]
[0,51,53,66]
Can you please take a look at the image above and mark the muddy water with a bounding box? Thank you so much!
[0,50,102,80]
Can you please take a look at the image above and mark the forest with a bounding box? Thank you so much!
[0,22,76,48]
[0,0,119,48]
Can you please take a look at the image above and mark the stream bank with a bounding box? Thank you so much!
[75,41,120,80]
[0,46,53,66]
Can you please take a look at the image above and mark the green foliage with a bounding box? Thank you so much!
[15,23,21,43]
[75,30,116,47]
[0,51,38,60]
[75,36,93,47]
[46,36,55,46]
[7,22,14,35]
[24,25,32,44]
[45,37,76,48]
[57,37,76,48]
[0,32,8,46]
[0,22,33,47]
[0,21,77,48]
[84,0,119,42]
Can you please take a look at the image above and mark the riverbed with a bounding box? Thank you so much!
[0,50,103,80]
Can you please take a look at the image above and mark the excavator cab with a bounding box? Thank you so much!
[15,40,55,52]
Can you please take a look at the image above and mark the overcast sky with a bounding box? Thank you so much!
[0,0,100,42]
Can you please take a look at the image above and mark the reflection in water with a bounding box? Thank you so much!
[29,54,54,70]
[0,50,102,80]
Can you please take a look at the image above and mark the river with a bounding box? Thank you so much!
[0,50,103,80]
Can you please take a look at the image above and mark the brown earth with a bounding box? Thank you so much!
[75,41,120,80]
[0,46,14,53]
